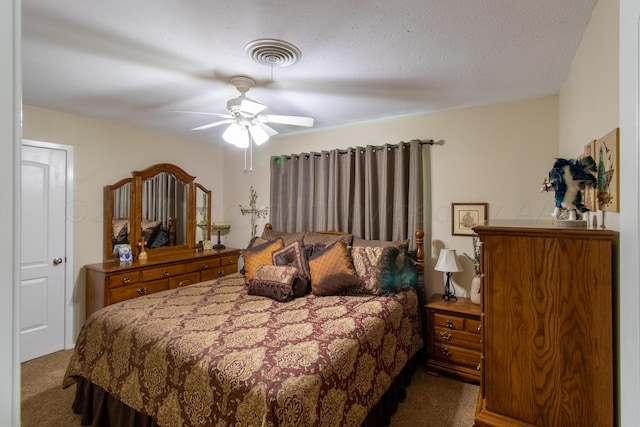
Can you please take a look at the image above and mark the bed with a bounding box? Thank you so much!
[64,228,426,427]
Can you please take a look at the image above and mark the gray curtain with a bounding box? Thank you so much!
[112,182,131,219]
[270,139,425,249]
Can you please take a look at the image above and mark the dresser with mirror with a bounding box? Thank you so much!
[85,163,240,318]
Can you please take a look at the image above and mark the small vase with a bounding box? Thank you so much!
[470,275,482,305]
[138,244,148,263]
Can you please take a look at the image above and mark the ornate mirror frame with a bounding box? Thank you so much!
[104,163,212,260]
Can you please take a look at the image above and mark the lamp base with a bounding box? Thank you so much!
[442,273,457,301]
[213,230,225,250]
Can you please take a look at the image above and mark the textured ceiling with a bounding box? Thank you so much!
[21,0,598,144]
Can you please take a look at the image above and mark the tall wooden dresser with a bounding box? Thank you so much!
[85,248,240,319]
[474,220,617,427]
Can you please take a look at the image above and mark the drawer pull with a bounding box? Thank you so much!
[445,319,455,329]
[136,287,147,295]
[202,263,208,269]
[226,259,234,264]
[218,270,224,276]
[440,346,451,356]
[163,271,170,277]
[439,331,452,341]
[477,324,482,332]
[177,280,190,287]
[477,364,481,371]
[122,277,131,285]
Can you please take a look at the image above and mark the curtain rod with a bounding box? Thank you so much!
[275,139,435,160]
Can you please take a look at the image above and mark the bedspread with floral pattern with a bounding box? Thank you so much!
[64,273,423,427]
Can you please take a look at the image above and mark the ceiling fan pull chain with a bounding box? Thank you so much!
[249,137,254,173]
[244,146,248,174]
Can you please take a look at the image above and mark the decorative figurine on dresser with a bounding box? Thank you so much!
[84,163,239,319]
[474,220,617,427]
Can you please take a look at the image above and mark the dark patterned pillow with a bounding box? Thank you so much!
[308,240,361,296]
[351,245,401,294]
[272,239,311,282]
[248,265,303,302]
[241,238,284,284]
[112,218,129,244]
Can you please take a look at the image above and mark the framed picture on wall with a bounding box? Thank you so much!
[452,203,488,236]
[595,128,620,212]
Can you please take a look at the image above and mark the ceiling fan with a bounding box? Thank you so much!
[177,76,314,148]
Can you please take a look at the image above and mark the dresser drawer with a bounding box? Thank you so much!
[220,254,239,266]
[186,257,221,273]
[200,263,237,281]
[432,342,481,370]
[141,264,186,281]
[110,279,168,304]
[434,326,482,350]
[108,271,141,288]
[169,272,200,289]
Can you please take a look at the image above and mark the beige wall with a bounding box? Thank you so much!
[559,0,619,228]
[22,105,225,335]
[223,96,559,297]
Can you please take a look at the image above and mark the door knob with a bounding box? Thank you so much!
[53,257,63,265]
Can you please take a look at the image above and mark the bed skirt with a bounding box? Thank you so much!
[71,353,422,427]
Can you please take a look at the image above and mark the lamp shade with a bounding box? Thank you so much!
[434,249,462,273]
[211,222,231,231]
[222,123,249,148]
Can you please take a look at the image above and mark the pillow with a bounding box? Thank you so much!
[148,227,169,248]
[303,232,353,247]
[351,245,401,294]
[248,265,305,302]
[141,219,162,245]
[112,218,129,243]
[308,240,361,296]
[261,228,306,245]
[352,236,409,272]
[272,239,311,283]
[241,238,284,284]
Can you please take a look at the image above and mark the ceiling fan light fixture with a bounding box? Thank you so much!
[249,124,270,145]
[223,123,249,148]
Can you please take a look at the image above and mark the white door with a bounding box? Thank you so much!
[20,144,67,362]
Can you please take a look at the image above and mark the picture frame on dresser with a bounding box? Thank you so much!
[451,203,488,236]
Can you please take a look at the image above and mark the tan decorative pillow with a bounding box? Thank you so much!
[308,240,361,296]
[241,238,284,284]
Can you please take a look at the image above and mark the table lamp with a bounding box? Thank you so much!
[435,248,462,300]
[211,222,231,250]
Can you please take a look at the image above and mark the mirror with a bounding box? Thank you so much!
[195,183,211,244]
[105,178,133,258]
[104,163,212,260]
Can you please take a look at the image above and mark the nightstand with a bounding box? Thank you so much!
[425,294,482,382]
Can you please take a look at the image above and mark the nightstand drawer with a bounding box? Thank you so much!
[433,313,465,330]
[434,326,482,350]
[466,319,482,334]
[432,343,481,370]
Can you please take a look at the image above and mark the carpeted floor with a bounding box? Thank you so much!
[21,349,479,426]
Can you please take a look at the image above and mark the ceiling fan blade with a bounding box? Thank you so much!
[170,110,233,119]
[262,114,314,127]
[191,119,234,131]
[255,122,278,136]
[249,122,279,146]
[240,99,268,115]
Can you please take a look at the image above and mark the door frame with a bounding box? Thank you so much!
[21,139,74,349]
